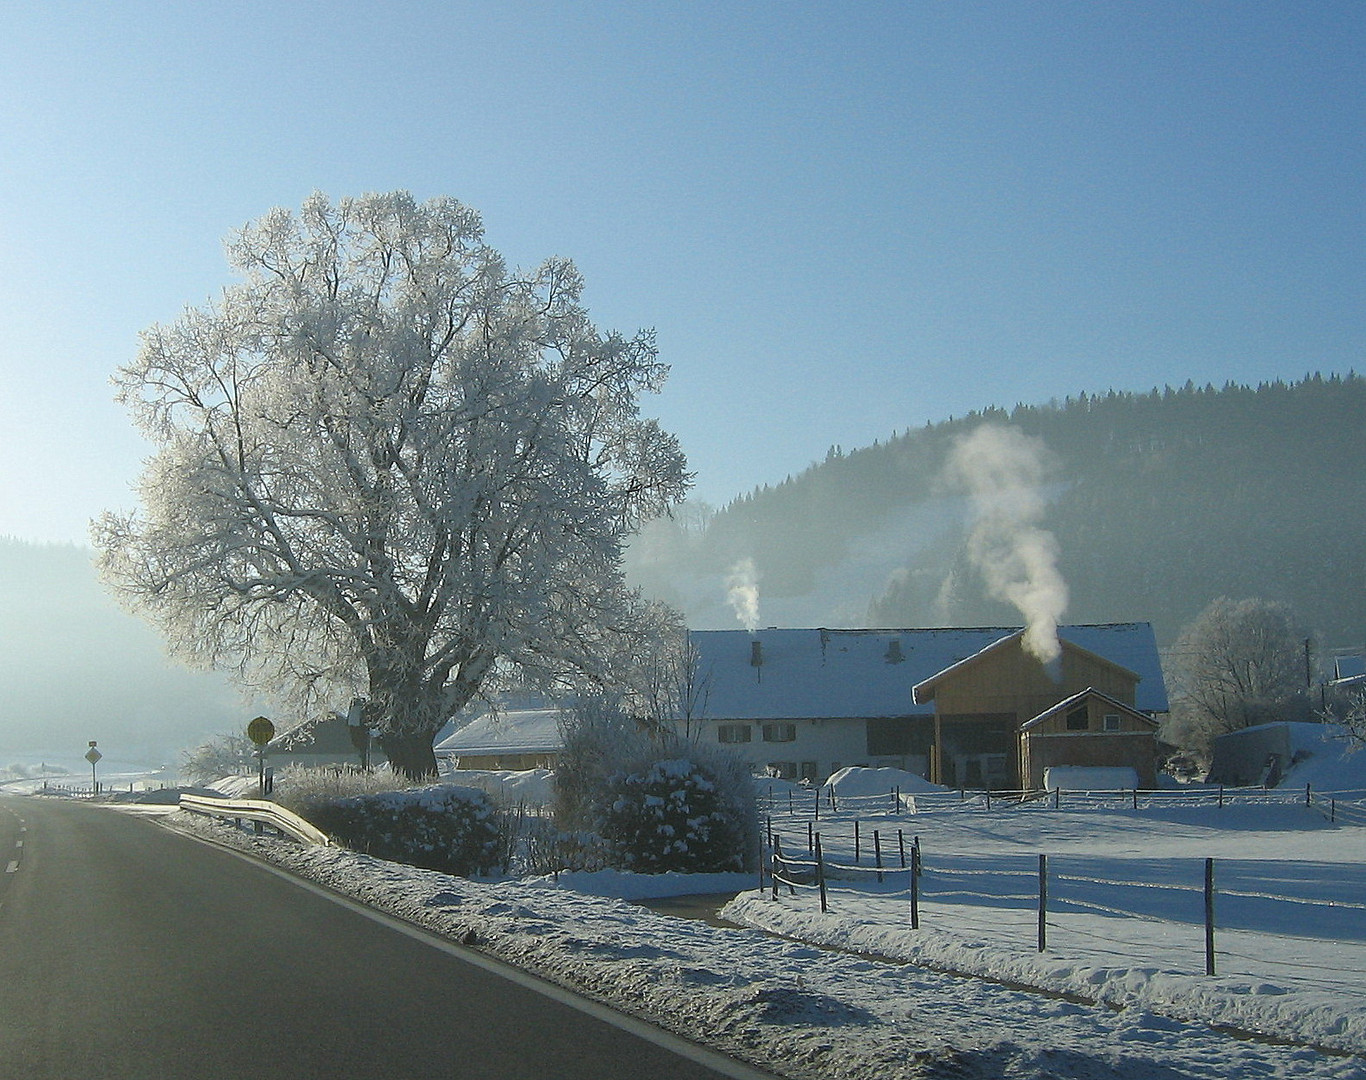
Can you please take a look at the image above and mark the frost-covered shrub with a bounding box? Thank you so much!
[555,696,759,874]
[599,757,746,873]
[271,764,417,814]
[304,784,500,877]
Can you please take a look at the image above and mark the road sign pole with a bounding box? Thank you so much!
[246,717,275,799]
[85,741,103,798]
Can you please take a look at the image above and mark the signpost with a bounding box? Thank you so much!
[85,741,102,796]
[247,716,275,799]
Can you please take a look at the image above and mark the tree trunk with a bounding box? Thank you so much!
[379,730,440,782]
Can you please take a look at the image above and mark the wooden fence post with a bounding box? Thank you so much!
[910,840,920,929]
[854,819,861,863]
[874,830,884,884]
[1205,857,1216,976]
[815,832,828,913]
[898,828,906,868]
[1037,853,1048,952]
[770,833,780,900]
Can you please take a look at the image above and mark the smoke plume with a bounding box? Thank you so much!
[725,557,761,632]
[945,424,1069,664]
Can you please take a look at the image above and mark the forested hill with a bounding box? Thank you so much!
[625,374,1366,647]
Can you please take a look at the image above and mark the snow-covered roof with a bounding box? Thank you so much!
[691,624,1168,720]
[435,708,563,756]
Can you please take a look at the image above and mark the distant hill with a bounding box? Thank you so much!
[0,539,250,761]
[626,374,1366,650]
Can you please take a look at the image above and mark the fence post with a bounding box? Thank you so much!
[1132,788,1138,811]
[770,834,779,900]
[854,819,861,863]
[1306,782,1312,808]
[894,785,900,813]
[898,828,906,869]
[830,787,836,813]
[910,840,920,929]
[1053,787,1060,810]
[789,788,793,815]
[808,819,814,856]
[874,830,884,884]
[775,835,794,896]
[815,832,828,913]
[814,787,820,821]
[1037,853,1048,952]
[1218,784,1224,808]
[985,788,991,811]
[1332,798,1337,823]
[1205,857,1216,976]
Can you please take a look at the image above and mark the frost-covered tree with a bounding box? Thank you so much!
[180,733,255,785]
[95,192,689,779]
[1166,597,1310,760]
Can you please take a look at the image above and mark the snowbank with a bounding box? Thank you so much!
[825,765,942,796]
[439,767,556,807]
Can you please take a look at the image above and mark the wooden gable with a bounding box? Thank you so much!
[913,630,1141,727]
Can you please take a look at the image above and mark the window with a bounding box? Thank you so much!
[1066,707,1089,731]
[800,761,819,783]
[1103,714,1122,732]
[766,761,798,780]
[762,722,797,743]
[717,723,751,744]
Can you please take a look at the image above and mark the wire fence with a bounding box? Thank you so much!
[761,821,1366,999]
[757,780,1366,825]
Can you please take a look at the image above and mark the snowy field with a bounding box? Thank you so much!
[158,775,1366,1080]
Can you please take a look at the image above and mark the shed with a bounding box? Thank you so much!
[435,708,563,771]
[1019,688,1160,790]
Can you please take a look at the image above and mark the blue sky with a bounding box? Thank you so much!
[1,2,1362,545]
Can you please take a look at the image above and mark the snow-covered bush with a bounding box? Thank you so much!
[598,757,747,873]
[555,696,758,874]
[303,784,501,877]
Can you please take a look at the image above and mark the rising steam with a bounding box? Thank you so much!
[725,557,761,632]
[945,424,1069,664]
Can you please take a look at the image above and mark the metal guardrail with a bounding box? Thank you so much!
[179,793,331,846]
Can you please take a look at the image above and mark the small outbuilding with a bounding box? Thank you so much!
[1019,688,1160,790]
[435,708,563,771]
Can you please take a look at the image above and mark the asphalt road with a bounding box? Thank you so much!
[0,796,763,1079]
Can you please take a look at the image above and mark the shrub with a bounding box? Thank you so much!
[598,757,746,873]
[271,764,416,814]
[304,784,501,877]
[555,696,759,874]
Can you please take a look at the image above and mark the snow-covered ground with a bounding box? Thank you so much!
[159,767,1366,1080]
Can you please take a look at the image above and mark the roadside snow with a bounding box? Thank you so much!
[165,796,1366,1080]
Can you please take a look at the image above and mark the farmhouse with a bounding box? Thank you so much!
[690,624,1167,790]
